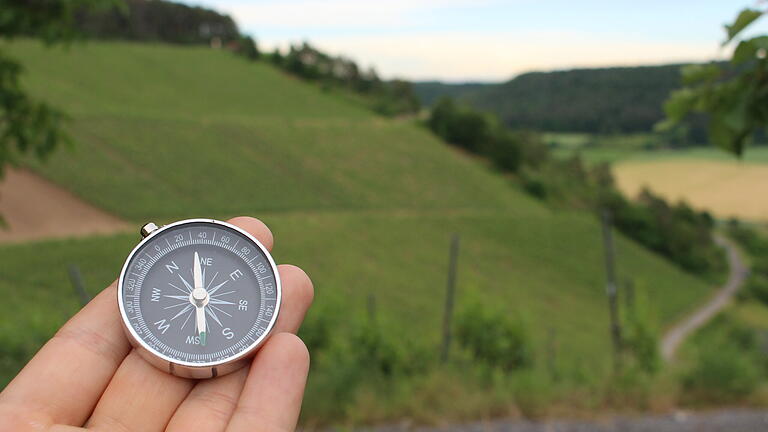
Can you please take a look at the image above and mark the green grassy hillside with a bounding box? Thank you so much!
[0,41,715,422]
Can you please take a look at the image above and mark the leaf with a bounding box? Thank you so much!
[725,8,764,44]
[732,36,768,63]
[722,98,749,132]
[733,39,757,63]
[662,88,697,123]
[681,63,721,84]
[709,112,751,157]
[708,116,738,154]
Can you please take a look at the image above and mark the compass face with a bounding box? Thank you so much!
[118,220,280,368]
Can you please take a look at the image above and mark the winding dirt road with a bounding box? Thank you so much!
[660,234,748,361]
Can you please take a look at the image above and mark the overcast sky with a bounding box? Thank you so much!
[181,1,767,82]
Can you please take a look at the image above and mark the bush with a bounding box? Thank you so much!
[301,314,435,423]
[517,130,549,168]
[600,187,724,276]
[486,130,522,172]
[623,315,660,375]
[522,175,547,199]
[616,284,661,375]
[428,98,491,153]
[753,256,768,276]
[455,299,533,371]
[352,318,434,377]
[745,275,768,305]
[682,342,761,403]
[298,304,336,356]
[234,35,259,60]
[727,220,768,257]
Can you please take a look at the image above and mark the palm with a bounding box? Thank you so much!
[0,217,314,432]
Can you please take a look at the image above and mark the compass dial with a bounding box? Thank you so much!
[118,219,280,376]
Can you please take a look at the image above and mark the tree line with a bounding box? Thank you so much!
[269,42,420,116]
[72,0,239,45]
[427,97,724,276]
[415,65,711,142]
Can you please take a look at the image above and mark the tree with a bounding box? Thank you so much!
[73,0,238,45]
[0,0,112,177]
[659,8,767,156]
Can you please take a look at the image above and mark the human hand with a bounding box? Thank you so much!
[0,217,314,432]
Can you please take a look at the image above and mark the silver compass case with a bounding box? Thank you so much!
[117,219,281,379]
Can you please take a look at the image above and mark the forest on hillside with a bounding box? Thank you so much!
[414,65,710,141]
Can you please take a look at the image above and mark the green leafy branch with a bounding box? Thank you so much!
[658,8,767,156]
[0,0,120,177]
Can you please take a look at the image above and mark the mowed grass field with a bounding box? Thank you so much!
[0,41,716,421]
[548,130,768,221]
[614,158,768,221]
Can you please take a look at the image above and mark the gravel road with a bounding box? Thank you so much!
[365,409,768,432]
[660,233,748,360]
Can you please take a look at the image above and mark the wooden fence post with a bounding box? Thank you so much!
[440,233,460,363]
[68,264,91,306]
[600,209,622,373]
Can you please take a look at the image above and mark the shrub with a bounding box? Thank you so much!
[298,304,336,356]
[520,168,547,199]
[234,35,259,60]
[727,220,768,257]
[455,299,533,371]
[517,130,549,168]
[428,98,493,153]
[745,275,768,306]
[350,318,434,377]
[619,285,661,375]
[682,342,761,403]
[601,186,724,276]
[753,256,768,275]
[486,130,522,172]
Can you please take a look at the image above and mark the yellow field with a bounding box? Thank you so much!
[614,160,768,221]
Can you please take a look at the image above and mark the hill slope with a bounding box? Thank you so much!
[0,41,714,420]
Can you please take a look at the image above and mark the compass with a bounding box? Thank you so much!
[117,219,281,379]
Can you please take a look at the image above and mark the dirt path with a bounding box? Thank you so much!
[0,168,130,244]
[365,409,768,432]
[660,234,748,361]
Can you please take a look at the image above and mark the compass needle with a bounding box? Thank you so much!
[195,306,207,346]
[193,251,208,345]
[118,219,281,378]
